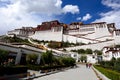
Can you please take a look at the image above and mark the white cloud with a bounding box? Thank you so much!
[0,0,79,34]
[0,0,9,2]
[94,10,120,28]
[82,13,92,21]
[102,0,120,9]
[63,5,79,14]
[76,17,81,20]
[94,0,120,29]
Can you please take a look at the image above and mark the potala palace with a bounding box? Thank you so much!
[7,20,120,45]
[7,20,120,62]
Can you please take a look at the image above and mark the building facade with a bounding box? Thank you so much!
[102,47,120,61]
[7,20,120,44]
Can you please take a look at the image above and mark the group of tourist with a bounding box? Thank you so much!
[86,63,92,68]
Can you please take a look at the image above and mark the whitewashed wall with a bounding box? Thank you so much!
[114,32,120,45]
[102,51,120,61]
[29,30,63,42]
[94,24,111,39]
[70,52,79,62]
[7,30,20,35]
[65,40,114,51]
[95,35,113,41]
[63,34,94,44]
[82,32,96,39]
[68,30,80,35]
[87,54,97,64]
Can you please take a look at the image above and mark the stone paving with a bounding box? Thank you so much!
[34,64,99,80]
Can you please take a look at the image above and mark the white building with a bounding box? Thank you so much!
[113,29,120,44]
[69,52,98,64]
[102,47,120,61]
[7,29,20,37]
[69,52,80,62]
[7,27,34,39]
[86,54,98,64]
[66,22,114,43]
[7,20,120,45]
[29,20,64,42]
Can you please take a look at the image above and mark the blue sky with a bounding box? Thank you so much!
[0,0,120,34]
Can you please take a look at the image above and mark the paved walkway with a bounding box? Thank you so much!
[34,64,98,80]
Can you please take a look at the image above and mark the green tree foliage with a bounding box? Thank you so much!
[85,49,92,54]
[71,49,77,52]
[99,57,120,72]
[94,50,102,55]
[114,58,120,71]
[27,50,76,70]
[61,57,75,66]
[78,49,85,54]
[41,50,54,65]
[80,55,87,63]
[26,54,38,64]
[0,49,9,64]
[71,48,93,54]
[115,45,120,48]
[40,50,76,67]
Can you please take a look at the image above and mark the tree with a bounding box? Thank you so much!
[115,45,120,48]
[85,49,92,54]
[0,49,9,64]
[114,58,120,71]
[71,49,77,52]
[40,51,76,67]
[41,50,54,65]
[94,50,102,55]
[60,57,75,66]
[80,55,87,63]
[78,49,85,54]
[26,54,38,64]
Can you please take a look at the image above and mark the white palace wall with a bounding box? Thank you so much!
[81,32,96,39]
[29,30,63,42]
[65,40,114,51]
[94,23,111,39]
[113,30,120,45]
[114,36,120,45]
[63,34,94,44]
[8,21,120,46]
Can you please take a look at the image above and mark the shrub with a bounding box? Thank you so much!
[71,48,93,54]
[94,50,102,55]
[94,65,120,80]
[78,49,85,54]
[0,49,9,64]
[99,58,120,72]
[85,48,92,54]
[80,55,87,63]
[26,54,38,65]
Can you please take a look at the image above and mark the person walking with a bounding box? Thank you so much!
[86,63,88,68]
[88,63,92,68]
